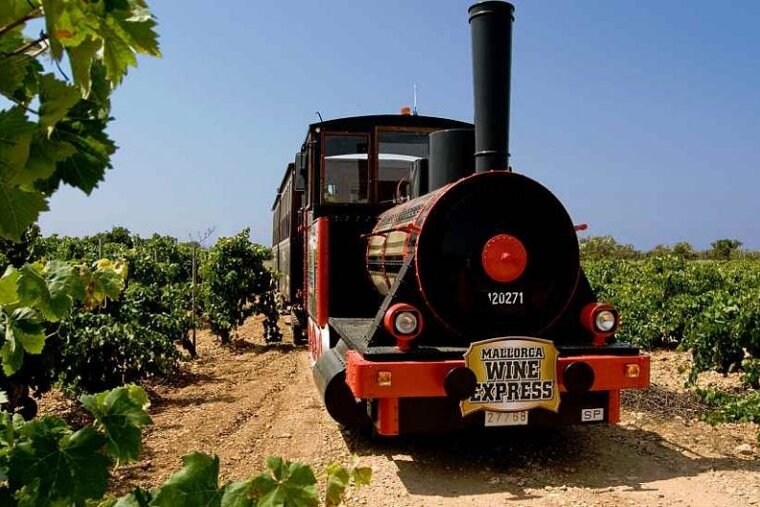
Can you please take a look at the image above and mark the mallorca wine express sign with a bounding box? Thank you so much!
[461,337,560,415]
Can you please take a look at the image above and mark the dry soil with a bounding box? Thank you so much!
[41,317,760,506]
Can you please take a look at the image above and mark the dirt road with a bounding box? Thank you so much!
[100,318,759,506]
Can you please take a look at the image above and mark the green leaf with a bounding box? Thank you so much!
[250,458,319,507]
[1,325,23,376]
[150,452,222,507]
[46,115,116,195]
[96,1,161,86]
[88,60,113,111]
[0,0,160,240]
[0,107,47,241]
[40,0,65,60]
[249,475,282,506]
[10,307,45,353]
[41,260,77,320]
[32,60,114,199]
[67,36,103,97]
[67,265,87,302]
[107,7,161,57]
[2,307,45,375]
[101,20,138,86]
[20,134,76,187]
[220,481,254,507]
[95,263,126,299]
[0,0,35,28]
[325,463,350,507]
[0,37,42,104]
[15,262,77,321]
[80,385,152,464]
[0,33,35,98]
[0,107,36,177]
[0,185,48,242]
[0,266,20,306]
[39,74,82,134]
[51,2,98,48]
[41,0,101,61]
[108,488,152,507]
[9,419,111,504]
[351,466,372,487]
[16,263,46,306]
[0,56,25,98]
[104,0,131,13]
[75,262,125,309]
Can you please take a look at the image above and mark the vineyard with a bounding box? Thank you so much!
[585,257,760,429]
[0,226,284,398]
[1,231,757,505]
[4,229,758,418]
[2,227,760,506]
[0,227,372,505]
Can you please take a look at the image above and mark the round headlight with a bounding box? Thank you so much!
[394,311,419,335]
[594,310,616,333]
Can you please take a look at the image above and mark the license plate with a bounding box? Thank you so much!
[484,410,528,427]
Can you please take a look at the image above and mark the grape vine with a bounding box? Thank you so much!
[202,228,282,344]
[585,256,760,380]
[0,385,372,506]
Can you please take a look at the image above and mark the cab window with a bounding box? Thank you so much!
[377,131,429,203]
[322,134,369,204]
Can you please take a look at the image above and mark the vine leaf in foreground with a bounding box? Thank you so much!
[8,421,110,504]
[0,108,45,241]
[219,480,255,507]
[80,384,152,464]
[149,452,223,507]
[324,463,350,507]
[0,0,161,241]
[110,453,257,507]
[325,459,373,506]
[16,260,78,321]
[250,456,319,507]
[1,306,45,375]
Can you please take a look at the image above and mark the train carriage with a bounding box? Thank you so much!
[272,163,304,325]
[271,1,650,436]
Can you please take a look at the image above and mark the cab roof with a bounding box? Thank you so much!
[308,114,472,133]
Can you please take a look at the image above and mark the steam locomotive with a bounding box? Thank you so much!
[271,1,650,436]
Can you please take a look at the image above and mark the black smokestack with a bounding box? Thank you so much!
[468,1,514,173]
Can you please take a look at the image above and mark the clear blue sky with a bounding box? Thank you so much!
[39,1,760,249]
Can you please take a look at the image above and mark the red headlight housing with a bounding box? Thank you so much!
[581,302,619,346]
[383,303,423,350]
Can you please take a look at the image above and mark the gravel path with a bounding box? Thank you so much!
[84,318,760,505]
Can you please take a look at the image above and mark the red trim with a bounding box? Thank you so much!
[558,355,650,391]
[376,398,399,436]
[345,350,650,399]
[608,389,621,424]
[580,303,618,346]
[315,218,329,327]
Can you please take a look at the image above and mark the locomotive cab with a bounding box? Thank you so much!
[272,0,650,436]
